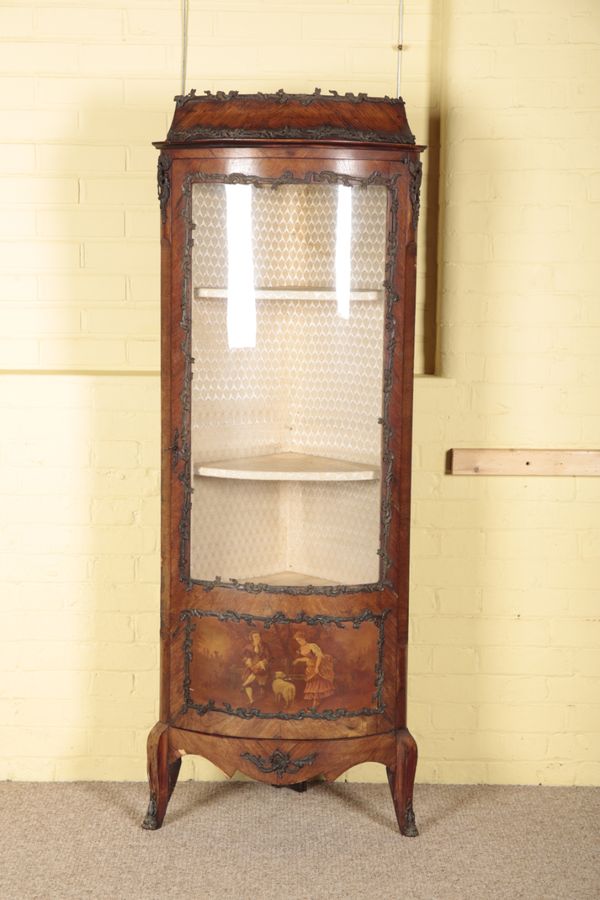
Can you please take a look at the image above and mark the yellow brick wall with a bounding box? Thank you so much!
[400,0,600,787]
[0,0,598,785]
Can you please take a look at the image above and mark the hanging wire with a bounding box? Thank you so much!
[395,0,405,97]
[181,0,190,96]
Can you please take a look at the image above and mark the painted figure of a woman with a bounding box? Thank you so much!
[292,633,334,707]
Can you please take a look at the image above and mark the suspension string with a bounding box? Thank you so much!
[181,0,190,96]
[395,0,405,97]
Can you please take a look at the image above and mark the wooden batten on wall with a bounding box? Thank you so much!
[449,449,600,477]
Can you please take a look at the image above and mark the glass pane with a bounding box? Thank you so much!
[189,181,387,587]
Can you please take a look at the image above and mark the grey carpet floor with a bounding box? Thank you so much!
[0,782,598,900]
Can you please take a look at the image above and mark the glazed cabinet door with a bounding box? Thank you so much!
[164,155,413,742]
[189,176,387,588]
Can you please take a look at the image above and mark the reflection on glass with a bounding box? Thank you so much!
[335,185,352,320]
[225,183,256,349]
[190,182,387,587]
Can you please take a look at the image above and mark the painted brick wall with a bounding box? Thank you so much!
[402,0,600,786]
[0,0,598,785]
[0,0,437,376]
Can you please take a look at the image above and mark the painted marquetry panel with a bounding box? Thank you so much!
[177,608,389,722]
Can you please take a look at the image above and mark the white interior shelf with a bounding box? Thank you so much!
[195,451,379,482]
[194,287,383,302]
[239,570,340,587]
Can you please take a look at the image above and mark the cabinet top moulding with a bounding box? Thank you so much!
[154,88,422,149]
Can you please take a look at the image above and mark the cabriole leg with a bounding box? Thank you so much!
[142,722,180,830]
[386,728,418,837]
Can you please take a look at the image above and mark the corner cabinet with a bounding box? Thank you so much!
[143,90,424,836]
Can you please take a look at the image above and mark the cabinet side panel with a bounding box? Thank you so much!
[387,157,421,728]
[159,155,173,722]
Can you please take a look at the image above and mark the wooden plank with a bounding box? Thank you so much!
[195,451,379,482]
[449,448,600,476]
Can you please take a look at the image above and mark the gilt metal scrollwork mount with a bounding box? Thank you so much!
[157,152,171,224]
[174,88,407,109]
[240,749,317,779]
[141,793,159,830]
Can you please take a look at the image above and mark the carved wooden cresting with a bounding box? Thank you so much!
[144,89,424,836]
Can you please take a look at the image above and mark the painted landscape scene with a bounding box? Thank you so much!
[184,612,385,718]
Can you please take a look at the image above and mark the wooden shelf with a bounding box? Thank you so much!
[239,570,340,587]
[194,287,383,302]
[195,451,379,482]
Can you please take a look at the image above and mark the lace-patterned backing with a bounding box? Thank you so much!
[190,182,387,586]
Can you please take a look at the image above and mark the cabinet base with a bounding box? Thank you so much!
[142,723,418,836]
